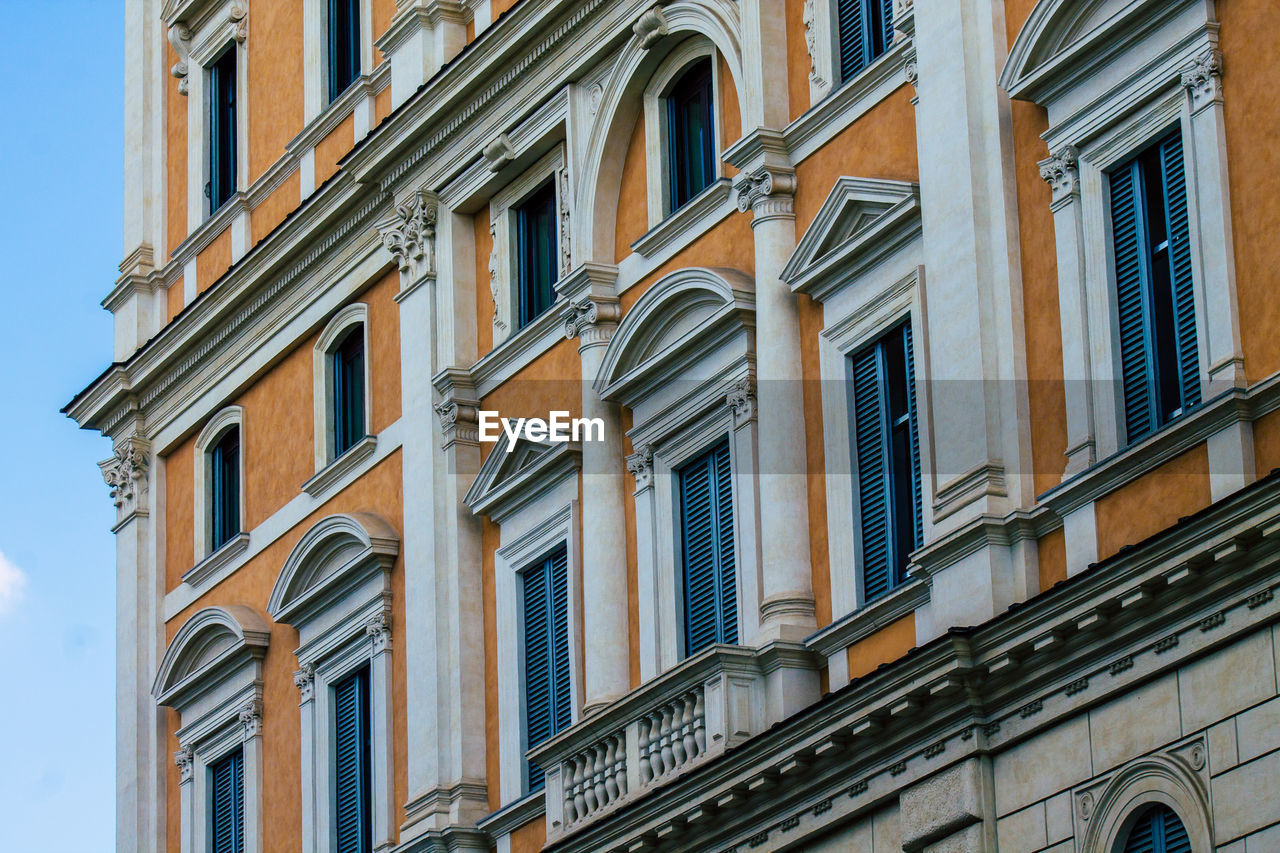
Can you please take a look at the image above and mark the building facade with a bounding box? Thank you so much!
[67,0,1280,850]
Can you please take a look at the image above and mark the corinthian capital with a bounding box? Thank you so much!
[1038,146,1079,208]
[626,444,654,492]
[1181,49,1223,113]
[100,436,151,519]
[378,189,438,285]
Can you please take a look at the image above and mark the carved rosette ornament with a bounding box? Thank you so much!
[735,167,797,225]
[377,190,438,284]
[626,445,654,492]
[1039,145,1079,209]
[904,51,919,97]
[293,664,317,703]
[174,745,195,783]
[100,436,151,519]
[633,6,669,50]
[562,296,621,350]
[238,698,263,740]
[366,610,392,654]
[726,376,757,427]
[1181,48,1223,113]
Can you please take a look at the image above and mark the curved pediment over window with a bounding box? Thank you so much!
[267,512,399,628]
[595,267,754,406]
[153,605,270,708]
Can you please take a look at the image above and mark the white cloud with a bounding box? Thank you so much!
[0,550,27,616]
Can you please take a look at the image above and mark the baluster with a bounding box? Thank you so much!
[681,693,698,760]
[671,698,688,767]
[592,743,608,809]
[572,754,587,820]
[659,705,675,775]
[693,690,706,754]
[583,749,599,814]
[603,738,619,803]
[614,733,628,797]
[648,711,665,780]
[638,718,655,783]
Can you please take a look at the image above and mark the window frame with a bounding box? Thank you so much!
[207,44,238,215]
[193,405,247,564]
[208,745,246,853]
[834,0,894,86]
[327,0,362,104]
[663,58,717,213]
[314,304,374,471]
[513,178,560,330]
[518,542,573,792]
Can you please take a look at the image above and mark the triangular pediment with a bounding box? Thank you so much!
[465,432,581,522]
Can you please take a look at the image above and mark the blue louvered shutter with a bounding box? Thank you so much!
[334,668,371,853]
[1111,160,1157,444]
[903,323,923,546]
[210,748,244,853]
[1159,134,1200,414]
[1123,806,1191,853]
[523,544,571,791]
[852,342,892,601]
[881,0,894,44]
[837,0,866,81]
[680,440,737,656]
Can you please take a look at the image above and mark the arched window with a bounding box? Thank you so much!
[209,424,241,552]
[193,406,247,570]
[314,304,372,472]
[1122,805,1191,853]
[664,58,716,212]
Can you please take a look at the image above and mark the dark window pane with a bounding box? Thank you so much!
[666,59,716,211]
[515,180,559,328]
[328,0,361,102]
[838,0,894,82]
[332,326,366,457]
[209,47,237,213]
[210,426,240,552]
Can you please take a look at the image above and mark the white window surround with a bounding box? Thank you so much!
[779,176,928,621]
[192,404,247,565]
[642,39,725,228]
[313,303,374,471]
[268,512,399,853]
[154,605,270,853]
[595,267,761,679]
[464,433,584,805]
[488,145,570,347]
[801,0,913,107]
[1002,0,1241,475]
[303,0,376,122]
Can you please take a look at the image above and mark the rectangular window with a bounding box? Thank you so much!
[332,327,366,457]
[208,46,237,214]
[521,544,571,791]
[328,0,361,102]
[515,180,559,329]
[209,748,244,853]
[837,0,893,82]
[334,667,371,853]
[210,426,240,552]
[1109,128,1199,445]
[679,439,737,656]
[849,321,921,604]
[666,59,716,211]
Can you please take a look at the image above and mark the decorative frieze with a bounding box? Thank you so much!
[100,436,151,519]
[802,0,826,90]
[377,190,438,285]
[1039,145,1079,209]
[1180,49,1223,113]
[559,168,573,275]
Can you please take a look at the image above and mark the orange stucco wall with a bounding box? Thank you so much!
[785,0,808,122]
[372,0,396,59]
[493,0,520,21]
[799,294,832,626]
[1094,445,1212,562]
[511,814,547,853]
[621,407,642,688]
[1252,408,1280,479]
[196,228,233,295]
[1037,527,1067,593]
[315,113,356,188]
[165,42,189,259]
[250,169,301,246]
[846,612,916,682]
[614,114,649,263]
[718,54,743,158]
[247,1,305,183]
[167,277,186,323]
[165,451,406,853]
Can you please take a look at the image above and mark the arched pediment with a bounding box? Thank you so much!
[1001,0,1173,102]
[595,267,754,405]
[153,605,270,707]
[267,512,399,626]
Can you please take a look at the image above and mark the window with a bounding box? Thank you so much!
[679,439,737,656]
[837,0,893,82]
[515,180,559,329]
[666,59,716,212]
[1109,129,1199,446]
[849,321,921,603]
[334,667,372,853]
[332,325,366,457]
[208,46,237,213]
[209,748,245,853]
[1122,805,1191,853]
[328,0,361,102]
[209,425,241,552]
[521,544,571,791]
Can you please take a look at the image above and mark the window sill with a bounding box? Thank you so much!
[182,531,251,587]
[471,299,571,398]
[302,434,378,498]
[170,191,250,270]
[805,577,929,662]
[630,178,733,259]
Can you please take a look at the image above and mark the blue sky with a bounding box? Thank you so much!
[0,2,122,850]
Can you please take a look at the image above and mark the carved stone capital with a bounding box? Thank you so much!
[726,376,757,427]
[563,295,621,349]
[293,663,317,703]
[1039,146,1079,209]
[378,189,438,285]
[626,444,654,492]
[434,369,481,450]
[175,744,195,783]
[100,436,151,520]
[366,610,392,654]
[735,167,797,224]
[633,7,669,50]
[238,698,262,740]
[1181,49,1223,113]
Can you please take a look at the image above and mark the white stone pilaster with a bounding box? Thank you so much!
[376,1,467,110]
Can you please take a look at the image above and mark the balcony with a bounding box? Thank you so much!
[529,642,817,843]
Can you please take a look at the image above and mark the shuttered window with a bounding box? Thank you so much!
[679,439,737,656]
[515,180,559,329]
[522,544,571,791]
[334,667,372,853]
[1109,129,1199,446]
[208,46,237,214]
[837,0,893,83]
[209,426,241,552]
[332,326,366,457]
[328,0,361,102]
[209,748,244,853]
[666,59,716,211]
[1122,805,1192,853]
[849,321,921,603]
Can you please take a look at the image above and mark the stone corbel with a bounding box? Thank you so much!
[377,189,438,286]
[366,609,393,654]
[434,368,481,451]
[293,663,317,703]
[168,24,193,95]
[100,435,152,522]
[238,698,262,740]
[633,6,669,50]
[482,135,516,172]
[175,744,195,783]
[1181,49,1223,114]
